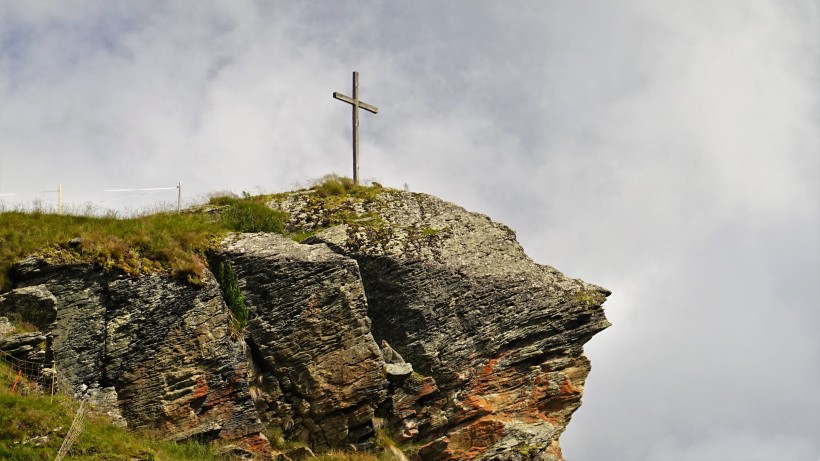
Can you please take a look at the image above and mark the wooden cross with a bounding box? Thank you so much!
[333,71,378,185]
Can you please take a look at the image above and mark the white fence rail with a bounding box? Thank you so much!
[0,182,183,214]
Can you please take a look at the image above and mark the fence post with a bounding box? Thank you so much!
[10,369,22,395]
[58,183,63,215]
[177,181,182,213]
[51,360,57,401]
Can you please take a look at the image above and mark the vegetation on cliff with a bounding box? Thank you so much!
[215,261,249,333]
[0,197,287,292]
[0,176,379,293]
[0,210,221,291]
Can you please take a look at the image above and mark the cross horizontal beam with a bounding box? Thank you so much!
[333,92,378,114]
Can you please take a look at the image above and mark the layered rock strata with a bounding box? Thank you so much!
[0,258,266,449]
[271,189,611,460]
[213,233,387,451]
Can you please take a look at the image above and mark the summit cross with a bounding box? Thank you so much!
[333,71,378,185]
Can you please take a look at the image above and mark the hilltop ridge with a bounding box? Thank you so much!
[0,177,610,460]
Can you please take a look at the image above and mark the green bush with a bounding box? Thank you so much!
[210,196,286,233]
[216,261,248,333]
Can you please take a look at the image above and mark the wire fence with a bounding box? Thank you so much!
[54,396,88,461]
[0,349,74,399]
[0,182,183,216]
[2,348,89,460]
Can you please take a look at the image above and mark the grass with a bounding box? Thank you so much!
[0,194,289,292]
[0,210,224,291]
[309,174,384,202]
[0,361,230,461]
[208,195,287,234]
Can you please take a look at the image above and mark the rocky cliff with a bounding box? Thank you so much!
[0,187,609,460]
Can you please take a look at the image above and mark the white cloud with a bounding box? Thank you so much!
[0,2,817,460]
[645,431,818,461]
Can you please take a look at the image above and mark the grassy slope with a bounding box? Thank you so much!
[0,195,291,292]
[0,361,227,461]
[0,211,222,291]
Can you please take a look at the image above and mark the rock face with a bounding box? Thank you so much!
[213,233,387,451]
[0,188,609,460]
[270,189,611,460]
[0,258,266,450]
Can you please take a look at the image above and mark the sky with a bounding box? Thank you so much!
[1,1,818,460]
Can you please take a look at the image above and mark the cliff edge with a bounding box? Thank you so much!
[0,185,609,460]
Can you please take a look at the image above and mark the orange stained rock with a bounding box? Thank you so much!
[447,417,507,459]
[192,375,209,399]
[462,394,495,414]
[480,351,510,375]
[238,433,272,454]
[559,377,583,396]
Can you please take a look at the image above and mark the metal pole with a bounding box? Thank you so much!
[177,181,182,213]
[352,71,359,185]
[58,184,63,215]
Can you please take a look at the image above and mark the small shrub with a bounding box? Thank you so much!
[216,261,248,333]
[407,371,425,386]
[517,444,541,457]
[207,193,239,206]
[421,227,442,237]
[288,229,322,243]
[313,174,357,197]
[175,254,207,286]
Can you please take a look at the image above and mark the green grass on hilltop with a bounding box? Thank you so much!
[207,194,287,234]
[0,210,225,291]
[310,174,384,201]
[0,176,384,292]
[0,194,289,292]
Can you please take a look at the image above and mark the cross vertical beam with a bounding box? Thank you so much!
[352,71,359,184]
[334,71,378,185]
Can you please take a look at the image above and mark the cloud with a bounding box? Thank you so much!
[644,431,818,461]
[0,2,818,460]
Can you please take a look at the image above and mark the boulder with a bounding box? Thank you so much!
[215,233,387,451]
[0,284,58,330]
